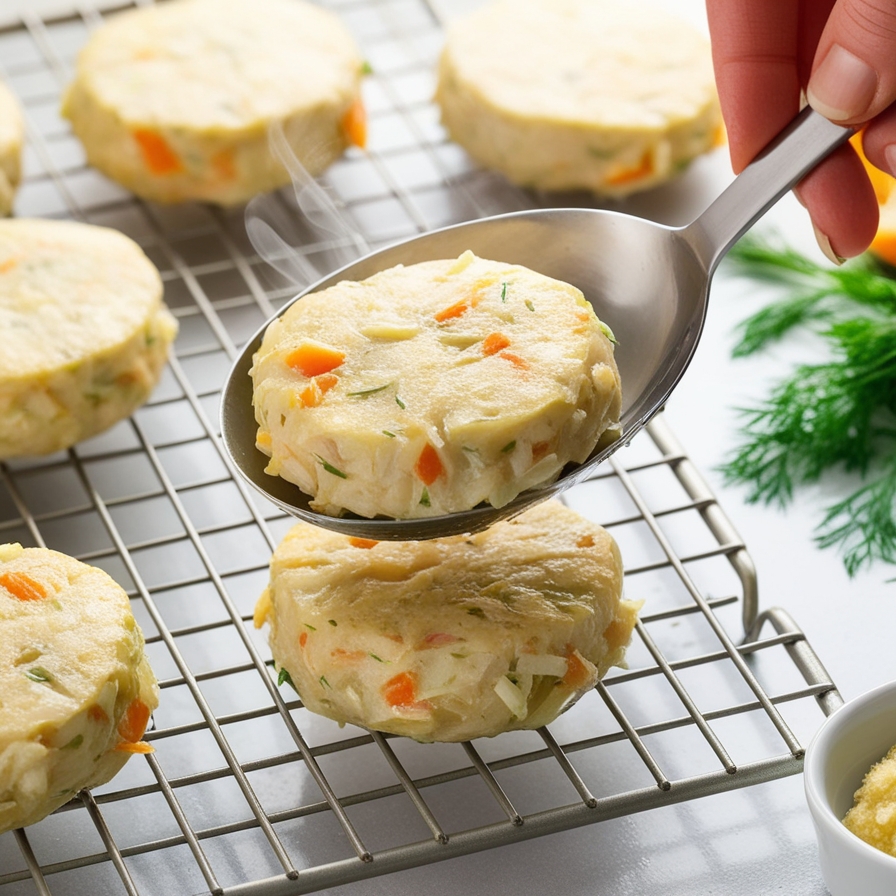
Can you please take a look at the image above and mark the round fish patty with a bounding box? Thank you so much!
[0,82,23,216]
[61,0,366,205]
[255,500,637,743]
[0,218,177,459]
[435,0,723,196]
[250,250,621,520]
[0,543,158,834]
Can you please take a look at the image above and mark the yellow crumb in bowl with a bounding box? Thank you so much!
[843,742,896,856]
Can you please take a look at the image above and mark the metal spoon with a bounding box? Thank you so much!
[221,107,851,540]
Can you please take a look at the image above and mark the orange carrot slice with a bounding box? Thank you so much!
[0,571,48,602]
[286,344,345,378]
[133,129,182,175]
[383,671,418,707]
[341,97,367,149]
[605,151,652,186]
[299,631,308,648]
[0,258,17,274]
[211,147,237,181]
[499,350,529,370]
[349,537,379,549]
[300,372,340,408]
[532,441,551,462]
[88,704,110,725]
[482,332,511,356]
[562,648,592,690]
[434,299,470,322]
[114,740,154,754]
[118,699,152,743]
[414,444,443,485]
[331,648,366,663]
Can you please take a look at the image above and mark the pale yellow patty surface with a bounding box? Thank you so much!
[0,543,158,834]
[0,81,24,216]
[435,0,723,196]
[0,218,177,459]
[251,250,621,519]
[61,0,364,205]
[255,500,638,743]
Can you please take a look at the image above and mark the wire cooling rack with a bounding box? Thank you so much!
[0,1,843,894]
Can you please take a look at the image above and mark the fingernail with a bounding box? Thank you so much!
[813,223,846,266]
[885,145,896,178]
[792,185,807,207]
[807,44,878,121]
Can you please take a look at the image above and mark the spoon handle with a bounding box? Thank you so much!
[682,106,853,273]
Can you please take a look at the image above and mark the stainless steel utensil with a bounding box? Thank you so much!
[221,107,851,540]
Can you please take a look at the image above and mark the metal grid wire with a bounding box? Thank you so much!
[0,1,843,894]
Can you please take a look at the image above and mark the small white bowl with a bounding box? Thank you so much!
[804,680,896,896]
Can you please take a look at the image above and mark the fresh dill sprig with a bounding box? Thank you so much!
[721,234,896,575]
[726,233,896,357]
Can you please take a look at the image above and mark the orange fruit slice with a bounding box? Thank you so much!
[852,133,896,265]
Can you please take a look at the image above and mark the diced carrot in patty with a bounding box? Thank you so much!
[562,648,591,690]
[341,97,367,149]
[211,147,237,181]
[349,537,379,549]
[0,571,48,602]
[300,372,339,408]
[133,129,182,175]
[532,441,551,461]
[118,699,152,743]
[482,332,510,355]
[88,704,110,725]
[414,443,443,485]
[383,671,418,707]
[434,299,470,322]
[114,740,154,754]
[605,151,652,186]
[499,350,529,370]
[286,343,345,377]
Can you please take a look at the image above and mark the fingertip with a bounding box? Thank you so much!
[798,144,879,259]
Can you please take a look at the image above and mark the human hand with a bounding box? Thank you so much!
[705,0,896,261]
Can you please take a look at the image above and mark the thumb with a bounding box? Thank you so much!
[807,0,896,124]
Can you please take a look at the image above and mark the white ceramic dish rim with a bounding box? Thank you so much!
[804,679,896,892]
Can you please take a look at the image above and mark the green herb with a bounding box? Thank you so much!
[501,281,509,302]
[347,383,392,398]
[395,395,406,410]
[316,455,347,478]
[319,675,331,689]
[277,667,296,690]
[599,321,618,345]
[328,619,338,627]
[383,430,397,438]
[360,60,374,75]
[525,300,535,312]
[24,667,53,683]
[720,233,896,575]
[369,653,385,663]
[304,623,316,631]
[501,440,516,453]
[419,487,431,507]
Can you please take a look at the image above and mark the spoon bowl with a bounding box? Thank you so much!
[221,108,851,540]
